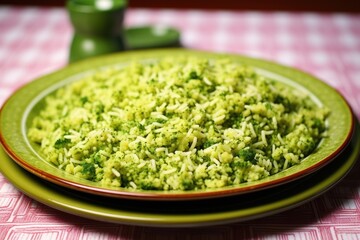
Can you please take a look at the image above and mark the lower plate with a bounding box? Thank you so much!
[0,124,359,227]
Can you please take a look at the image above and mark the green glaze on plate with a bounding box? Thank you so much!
[0,49,355,200]
[0,123,358,227]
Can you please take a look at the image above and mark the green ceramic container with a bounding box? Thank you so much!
[67,0,127,63]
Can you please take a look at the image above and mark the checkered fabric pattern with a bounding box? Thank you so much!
[0,6,360,239]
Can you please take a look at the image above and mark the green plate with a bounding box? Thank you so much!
[124,25,181,49]
[0,122,358,227]
[0,49,355,200]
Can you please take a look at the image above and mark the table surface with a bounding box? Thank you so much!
[0,6,360,240]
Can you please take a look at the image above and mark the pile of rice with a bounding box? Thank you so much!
[28,57,328,191]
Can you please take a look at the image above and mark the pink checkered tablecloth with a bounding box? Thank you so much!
[1,6,360,239]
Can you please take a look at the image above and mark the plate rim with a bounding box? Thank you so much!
[0,49,355,200]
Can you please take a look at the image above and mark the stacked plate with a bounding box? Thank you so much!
[0,50,358,227]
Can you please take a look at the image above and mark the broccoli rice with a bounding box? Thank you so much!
[28,57,329,191]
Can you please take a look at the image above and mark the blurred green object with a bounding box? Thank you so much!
[67,0,182,63]
[67,0,127,63]
[124,25,181,50]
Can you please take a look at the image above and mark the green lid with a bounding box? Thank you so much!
[67,0,127,13]
[124,25,181,49]
[67,0,127,36]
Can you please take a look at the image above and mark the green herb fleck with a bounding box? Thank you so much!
[54,138,70,149]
